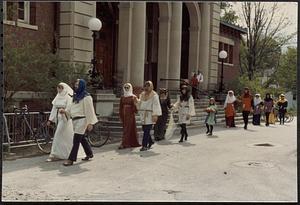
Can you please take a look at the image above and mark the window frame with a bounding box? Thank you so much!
[17,1,30,24]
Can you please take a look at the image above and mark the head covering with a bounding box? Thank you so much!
[123,83,134,97]
[180,85,190,101]
[264,93,272,102]
[159,88,168,94]
[209,97,215,105]
[254,93,262,106]
[73,79,89,103]
[140,81,156,101]
[278,94,287,103]
[52,82,73,105]
[224,90,236,108]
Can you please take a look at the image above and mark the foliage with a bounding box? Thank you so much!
[3,39,89,109]
[240,2,296,80]
[220,2,239,24]
[268,47,297,95]
[226,74,285,100]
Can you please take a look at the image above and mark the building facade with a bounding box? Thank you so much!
[218,21,247,90]
[4,1,222,95]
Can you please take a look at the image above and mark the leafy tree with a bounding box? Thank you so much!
[3,39,89,110]
[268,47,297,94]
[240,2,296,80]
[220,2,239,24]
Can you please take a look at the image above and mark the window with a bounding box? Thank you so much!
[218,42,234,65]
[3,1,14,21]
[18,2,30,23]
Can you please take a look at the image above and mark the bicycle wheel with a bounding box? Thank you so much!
[35,122,53,154]
[87,121,110,147]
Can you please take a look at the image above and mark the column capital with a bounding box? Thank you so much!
[118,2,132,9]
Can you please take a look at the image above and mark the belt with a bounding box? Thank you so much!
[72,116,86,121]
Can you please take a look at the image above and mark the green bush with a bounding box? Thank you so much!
[4,40,89,110]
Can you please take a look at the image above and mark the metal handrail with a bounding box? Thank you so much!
[160,78,209,95]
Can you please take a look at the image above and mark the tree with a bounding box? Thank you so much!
[269,47,297,94]
[220,2,239,24]
[3,38,89,110]
[240,2,296,80]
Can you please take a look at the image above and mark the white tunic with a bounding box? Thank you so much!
[173,95,196,124]
[49,97,84,159]
[66,96,98,134]
[138,93,162,125]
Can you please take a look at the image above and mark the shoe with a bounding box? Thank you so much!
[208,133,212,136]
[206,130,209,134]
[82,155,93,161]
[140,147,148,151]
[148,141,154,149]
[63,160,73,166]
[118,145,125,150]
[184,135,188,141]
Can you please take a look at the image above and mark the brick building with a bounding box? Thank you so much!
[3,2,245,113]
[218,21,247,90]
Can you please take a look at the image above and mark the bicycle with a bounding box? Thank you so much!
[85,119,110,147]
[13,105,53,153]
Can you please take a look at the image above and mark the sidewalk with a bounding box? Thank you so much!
[2,119,297,202]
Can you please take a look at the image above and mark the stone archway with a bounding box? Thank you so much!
[184,2,201,79]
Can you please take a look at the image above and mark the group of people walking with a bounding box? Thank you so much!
[224,87,288,130]
[46,79,288,166]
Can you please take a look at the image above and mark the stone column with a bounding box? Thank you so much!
[188,26,200,78]
[130,2,146,88]
[117,2,132,84]
[199,3,211,90]
[168,2,182,89]
[157,16,171,89]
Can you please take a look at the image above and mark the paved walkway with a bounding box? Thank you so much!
[2,119,297,202]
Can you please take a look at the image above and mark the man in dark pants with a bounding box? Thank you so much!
[137,81,162,151]
[60,79,98,166]
[241,87,253,130]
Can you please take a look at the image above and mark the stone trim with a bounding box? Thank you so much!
[16,21,38,30]
[219,36,235,46]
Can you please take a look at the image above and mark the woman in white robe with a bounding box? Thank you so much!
[173,85,196,142]
[46,82,84,161]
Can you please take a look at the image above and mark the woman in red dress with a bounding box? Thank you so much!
[118,83,141,149]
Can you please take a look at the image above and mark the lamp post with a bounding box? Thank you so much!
[218,50,228,93]
[88,17,102,88]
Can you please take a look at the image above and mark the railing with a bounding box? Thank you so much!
[3,111,52,147]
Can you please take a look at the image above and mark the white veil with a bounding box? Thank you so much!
[52,82,74,105]
[165,110,177,140]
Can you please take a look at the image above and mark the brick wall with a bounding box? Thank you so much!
[218,25,243,91]
[4,2,58,51]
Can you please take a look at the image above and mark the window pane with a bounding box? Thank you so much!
[229,45,233,64]
[18,9,24,20]
[18,2,25,20]
[224,44,229,63]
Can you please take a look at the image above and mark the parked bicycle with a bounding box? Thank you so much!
[13,105,53,153]
[85,119,110,147]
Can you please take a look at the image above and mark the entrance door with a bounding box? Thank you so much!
[145,3,159,90]
[180,4,190,80]
[96,2,118,88]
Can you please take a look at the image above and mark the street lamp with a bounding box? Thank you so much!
[218,50,228,93]
[88,17,102,88]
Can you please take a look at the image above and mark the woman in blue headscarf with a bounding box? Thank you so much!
[59,79,98,166]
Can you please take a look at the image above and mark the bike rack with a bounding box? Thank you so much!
[3,114,12,154]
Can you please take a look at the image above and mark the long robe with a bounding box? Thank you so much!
[205,104,218,125]
[119,96,140,148]
[49,97,84,159]
[154,97,172,140]
[173,95,196,124]
[224,102,235,127]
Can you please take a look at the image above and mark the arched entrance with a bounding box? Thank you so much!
[145,3,159,90]
[95,2,119,88]
[180,3,190,80]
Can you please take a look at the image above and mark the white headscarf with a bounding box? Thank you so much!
[123,83,135,97]
[254,94,262,106]
[224,90,236,108]
[52,82,73,105]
